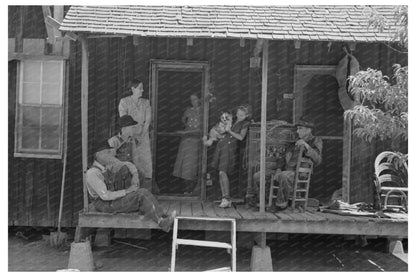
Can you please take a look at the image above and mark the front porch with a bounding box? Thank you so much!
[77,200,407,237]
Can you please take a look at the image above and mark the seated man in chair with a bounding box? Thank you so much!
[86,115,176,232]
[246,117,322,211]
[273,118,322,210]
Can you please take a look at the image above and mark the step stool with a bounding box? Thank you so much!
[268,146,313,211]
[170,216,236,272]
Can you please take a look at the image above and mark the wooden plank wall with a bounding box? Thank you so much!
[8,6,407,226]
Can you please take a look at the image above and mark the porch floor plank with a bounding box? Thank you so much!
[318,211,357,222]
[169,201,181,216]
[234,204,256,220]
[201,201,217,218]
[224,204,242,219]
[191,202,206,217]
[180,201,193,217]
[212,202,230,218]
[293,211,318,221]
[279,209,306,221]
[272,211,294,221]
[303,210,327,221]
[251,210,279,220]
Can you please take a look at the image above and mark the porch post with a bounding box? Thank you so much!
[80,35,89,212]
[250,38,273,272]
[259,39,269,214]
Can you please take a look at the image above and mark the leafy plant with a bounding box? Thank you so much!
[345,6,408,143]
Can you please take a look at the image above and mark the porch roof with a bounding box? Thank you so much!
[60,5,400,42]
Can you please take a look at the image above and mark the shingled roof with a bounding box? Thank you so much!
[60,5,400,42]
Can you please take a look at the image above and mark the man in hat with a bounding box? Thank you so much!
[107,115,159,194]
[85,115,176,232]
[272,117,322,210]
[107,114,139,165]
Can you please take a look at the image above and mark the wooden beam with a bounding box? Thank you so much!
[259,41,268,210]
[259,40,269,214]
[87,35,127,39]
[45,15,61,29]
[15,6,26,52]
[42,6,56,45]
[342,118,352,203]
[80,35,89,212]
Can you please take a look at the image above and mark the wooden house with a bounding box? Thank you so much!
[9,6,407,268]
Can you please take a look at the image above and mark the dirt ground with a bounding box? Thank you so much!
[8,227,407,272]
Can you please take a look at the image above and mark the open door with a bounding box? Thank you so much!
[149,60,210,200]
[294,65,345,202]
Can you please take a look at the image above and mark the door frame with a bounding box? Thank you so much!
[293,65,351,202]
[149,59,210,200]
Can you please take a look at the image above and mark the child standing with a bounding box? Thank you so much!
[209,105,250,208]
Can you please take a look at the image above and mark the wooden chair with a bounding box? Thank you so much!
[374,151,408,211]
[268,146,313,211]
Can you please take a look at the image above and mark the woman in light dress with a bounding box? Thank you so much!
[118,79,157,193]
[173,94,202,195]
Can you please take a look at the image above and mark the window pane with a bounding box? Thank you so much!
[21,127,40,149]
[41,107,61,151]
[42,83,61,104]
[41,107,61,126]
[22,82,41,104]
[41,129,60,150]
[23,61,41,83]
[22,106,40,128]
[42,62,62,84]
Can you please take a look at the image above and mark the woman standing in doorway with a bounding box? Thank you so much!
[119,79,157,193]
[209,105,250,208]
[173,94,202,195]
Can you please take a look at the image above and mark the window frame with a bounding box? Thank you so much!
[14,58,67,159]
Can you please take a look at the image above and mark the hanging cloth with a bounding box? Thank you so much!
[336,53,360,110]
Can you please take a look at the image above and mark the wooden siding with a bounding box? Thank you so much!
[8,6,407,227]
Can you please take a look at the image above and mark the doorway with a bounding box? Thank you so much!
[294,65,344,202]
[149,60,210,200]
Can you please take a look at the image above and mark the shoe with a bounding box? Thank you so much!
[159,210,177,232]
[219,198,232,208]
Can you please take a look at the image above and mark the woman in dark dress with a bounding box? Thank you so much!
[210,105,250,208]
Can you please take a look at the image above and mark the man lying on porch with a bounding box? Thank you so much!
[86,117,176,232]
[246,117,322,211]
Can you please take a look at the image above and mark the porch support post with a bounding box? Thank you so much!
[259,39,269,214]
[250,38,273,272]
[342,117,352,203]
[80,35,89,212]
[251,232,273,271]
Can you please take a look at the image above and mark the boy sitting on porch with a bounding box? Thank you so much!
[85,115,176,232]
[246,117,322,211]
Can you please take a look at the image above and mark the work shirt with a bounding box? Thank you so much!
[86,149,138,201]
[285,135,323,171]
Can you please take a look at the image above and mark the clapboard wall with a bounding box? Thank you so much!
[8,6,407,227]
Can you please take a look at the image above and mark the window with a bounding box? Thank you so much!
[14,59,65,159]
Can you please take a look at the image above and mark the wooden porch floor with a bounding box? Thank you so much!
[78,200,408,238]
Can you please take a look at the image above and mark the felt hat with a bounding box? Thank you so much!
[119,115,138,128]
[295,116,315,129]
